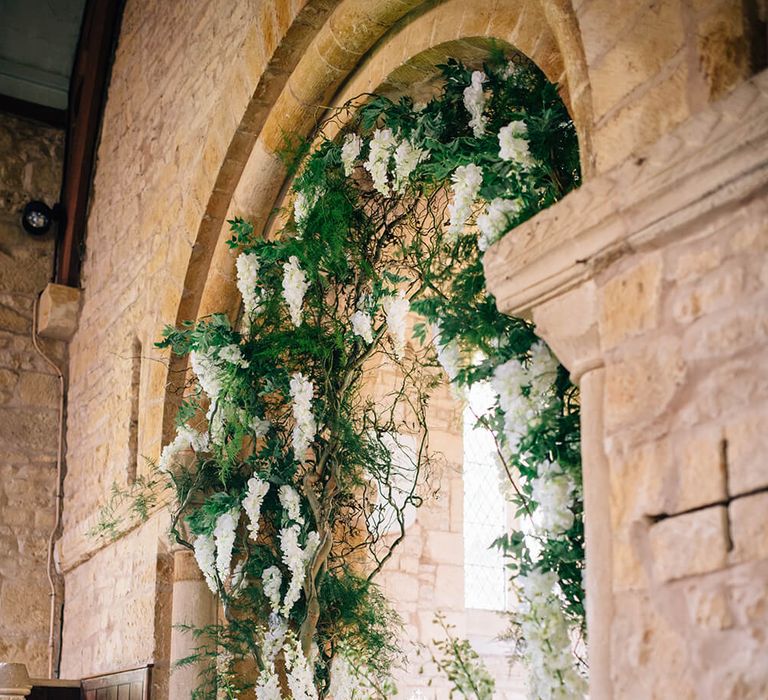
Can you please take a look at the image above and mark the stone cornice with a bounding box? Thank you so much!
[484,69,768,317]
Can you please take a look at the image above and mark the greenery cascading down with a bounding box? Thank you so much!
[149,52,584,698]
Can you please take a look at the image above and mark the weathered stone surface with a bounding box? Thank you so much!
[730,492,768,564]
[36,284,81,341]
[0,114,62,678]
[649,506,729,582]
[726,405,768,496]
[598,254,662,350]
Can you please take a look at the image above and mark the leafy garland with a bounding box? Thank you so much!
[154,51,585,699]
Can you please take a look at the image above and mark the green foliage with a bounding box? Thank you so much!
[143,50,583,697]
[428,613,495,700]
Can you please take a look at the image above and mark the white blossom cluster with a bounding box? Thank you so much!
[255,615,289,699]
[294,190,318,230]
[279,525,320,615]
[432,322,462,381]
[289,372,317,460]
[214,508,240,581]
[279,484,304,525]
[498,120,534,168]
[382,292,409,359]
[364,128,398,195]
[243,476,270,541]
[517,569,587,700]
[328,654,363,700]
[236,251,263,319]
[283,255,310,327]
[218,343,249,368]
[446,163,483,240]
[341,133,362,176]
[284,634,319,700]
[531,460,576,535]
[158,424,209,474]
[262,566,283,613]
[528,340,559,407]
[193,533,217,593]
[190,348,224,402]
[490,342,559,453]
[351,309,374,344]
[463,70,488,137]
[393,138,428,192]
[491,357,534,453]
[476,197,521,252]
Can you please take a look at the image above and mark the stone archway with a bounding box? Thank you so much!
[154,2,767,698]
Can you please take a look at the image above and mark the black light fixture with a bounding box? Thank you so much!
[21,200,63,237]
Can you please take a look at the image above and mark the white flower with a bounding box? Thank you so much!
[364,128,397,195]
[528,341,558,408]
[190,349,223,401]
[262,566,283,613]
[158,424,209,473]
[491,357,534,452]
[214,508,240,581]
[351,309,374,344]
[382,292,409,359]
[463,70,487,137]
[446,164,483,240]
[193,534,217,593]
[284,634,319,700]
[218,343,249,368]
[279,484,304,525]
[289,372,317,460]
[250,415,271,438]
[393,138,428,192]
[279,525,319,615]
[328,654,364,700]
[255,671,282,700]
[432,322,461,381]
[282,255,310,327]
[341,133,362,176]
[531,460,575,535]
[517,567,587,700]
[498,120,534,168]
[243,477,270,541]
[476,197,521,251]
[294,190,315,227]
[236,252,262,318]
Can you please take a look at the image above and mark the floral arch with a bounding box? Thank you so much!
[143,41,589,699]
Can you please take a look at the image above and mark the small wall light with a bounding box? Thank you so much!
[21,201,63,237]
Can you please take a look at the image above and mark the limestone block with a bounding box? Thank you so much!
[730,492,768,564]
[649,506,728,582]
[671,264,743,324]
[604,337,685,433]
[725,405,768,496]
[590,0,685,113]
[671,425,726,513]
[685,585,733,630]
[598,254,662,351]
[36,284,81,342]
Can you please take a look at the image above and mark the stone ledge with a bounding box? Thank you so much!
[483,68,768,317]
[36,283,81,342]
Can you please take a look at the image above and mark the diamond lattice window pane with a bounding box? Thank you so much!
[463,383,508,611]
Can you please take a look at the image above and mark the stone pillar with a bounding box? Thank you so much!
[0,663,31,700]
[532,282,613,700]
[168,547,218,699]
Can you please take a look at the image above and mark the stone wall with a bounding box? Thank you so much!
[0,112,64,677]
[0,0,757,696]
[485,69,768,698]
